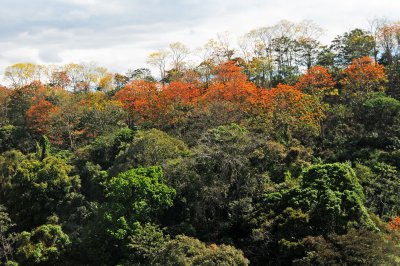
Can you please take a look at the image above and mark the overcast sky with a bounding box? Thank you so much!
[0,0,399,80]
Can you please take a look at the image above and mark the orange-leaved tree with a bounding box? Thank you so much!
[157,81,201,127]
[201,61,259,109]
[295,66,336,97]
[388,216,400,240]
[0,86,11,126]
[258,84,325,140]
[340,56,386,96]
[26,99,59,135]
[113,80,160,127]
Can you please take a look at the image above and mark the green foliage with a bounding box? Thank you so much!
[153,235,249,266]
[110,129,189,176]
[15,224,71,265]
[104,166,175,225]
[297,163,375,233]
[80,166,175,265]
[0,205,16,264]
[125,223,168,265]
[83,127,134,170]
[0,125,34,153]
[360,93,400,149]
[296,229,399,265]
[164,124,267,240]
[356,162,400,219]
[5,155,82,229]
[331,28,376,66]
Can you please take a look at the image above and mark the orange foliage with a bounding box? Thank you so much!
[113,80,159,126]
[160,81,200,105]
[258,84,325,135]
[295,66,336,96]
[156,81,201,126]
[341,56,386,94]
[0,86,11,125]
[112,61,326,135]
[201,61,259,108]
[388,216,400,240]
[213,61,248,83]
[26,99,59,135]
[389,216,400,231]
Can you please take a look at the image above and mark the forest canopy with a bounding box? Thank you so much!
[1,19,400,265]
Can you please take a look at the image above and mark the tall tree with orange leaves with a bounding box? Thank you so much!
[341,56,386,97]
[0,86,10,126]
[113,80,160,127]
[26,99,59,135]
[157,81,201,128]
[201,61,259,108]
[295,65,336,97]
[258,84,325,140]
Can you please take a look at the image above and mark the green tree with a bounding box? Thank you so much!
[110,129,189,176]
[331,29,376,67]
[81,166,175,265]
[257,163,376,264]
[153,235,249,266]
[6,155,81,230]
[296,229,398,265]
[0,205,15,264]
[15,224,71,265]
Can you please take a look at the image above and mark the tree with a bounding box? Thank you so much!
[147,49,170,82]
[104,166,175,232]
[4,63,45,88]
[0,205,15,264]
[295,66,336,97]
[331,29,376,67]
[258,84,325,140]
[79,92,125,138]
[7,81,42,127]
[113,80,159,127]
[6,155,81,230]
[46,93,84,149]
[15,224,71,265]
[81,166,175,264]
[126,68,155,82]
[0,86,10,126]
[167,42,190,81]
[340,56,386,99]
[297,163,375,233]
[47,68,71,89]
[258,163,376,264]
[358,93,400,149]
[296,229,398,265]
[201,61,259,109]
[153,235,249,266]
[356,162,400,219]
[110,129,189,175]
[125,223,168,265]
[26,99,59,135]
[164,124,266,240]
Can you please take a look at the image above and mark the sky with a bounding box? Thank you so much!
[0,0,399,81]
